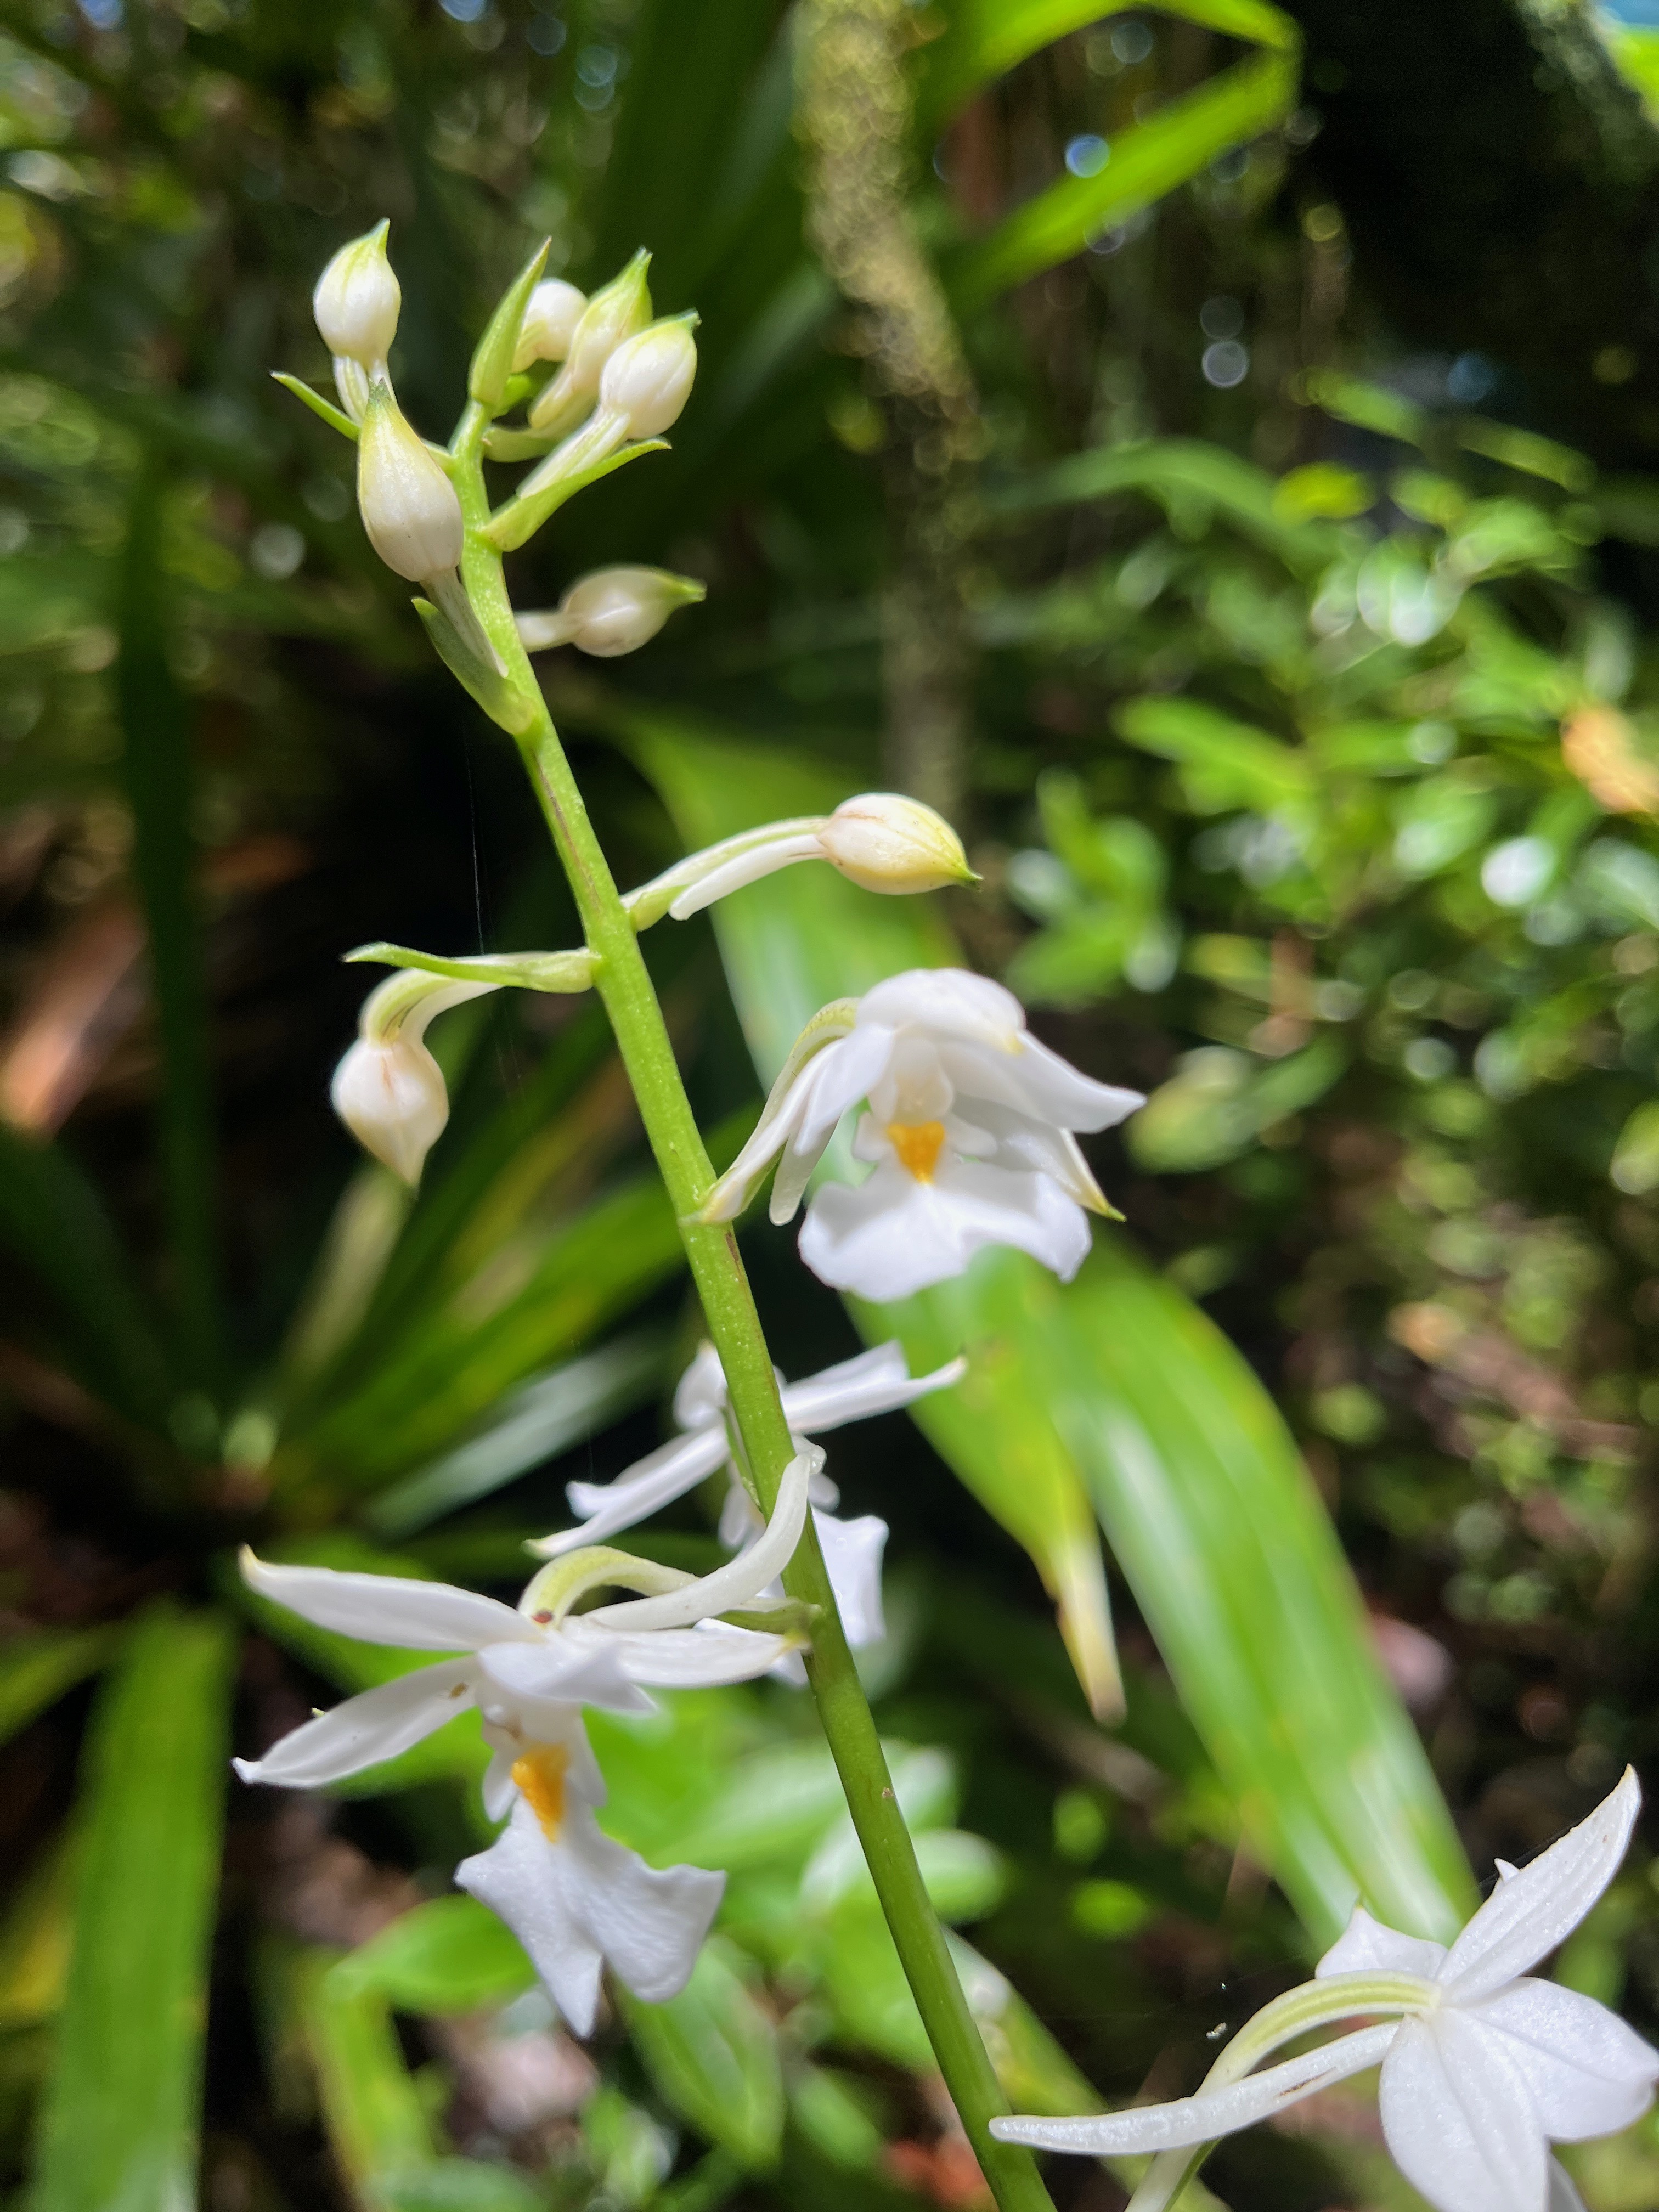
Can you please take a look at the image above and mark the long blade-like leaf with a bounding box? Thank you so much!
[913,0,1297,136]
[30,1607,235,2212]
[946,49,1299,308]
[622,711,1472,1940]
[0,1122,171,1426]
[115,462,219,1384]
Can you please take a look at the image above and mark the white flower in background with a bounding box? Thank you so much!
[532,1340,966,1651]
[313,221,400,420]
[701,969,1144,1301]
[625,794,975,926]
[516,566,706,658]
[331,967,499,1185]
[992,1768,1658,2212]
[512,276,588,371]
[235,1452,815,2034]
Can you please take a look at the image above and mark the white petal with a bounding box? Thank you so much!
[672,1340,729,1429]
[458,1797,724,2032]
[1317,1903,1449,1982]
[475,1635,654,1717]
[860,968,1025,1047]
[595,1622,800,1686]
[698,1053,822,1220]
[1440,1769,1641,2001]
[240,1548,535,1652]
[558,1804,725,2002]
[769,1124,836,1225]
[800,1157,1090,1301]
[780,1344,966,1431]
[951,1029,1144,1133]
[587,1447,815,1630]
[233,1659,474,1787]
[532,1427,728,1556]
[482,1744,518,1821]
[814,1510,888,1646]
[1378,2010,1549,2212]
[1466,1979,1659,2140]
[667,832,822,917]
[990,2021,1400,2155]
[794,1023,898,1149]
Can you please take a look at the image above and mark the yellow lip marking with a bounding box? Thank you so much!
[511,1743,569,1841]
[887,1119,946,1182]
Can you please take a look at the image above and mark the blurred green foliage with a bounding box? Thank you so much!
[3,1,1659,2210]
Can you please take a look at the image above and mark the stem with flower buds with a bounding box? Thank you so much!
[446,400,1051,2212]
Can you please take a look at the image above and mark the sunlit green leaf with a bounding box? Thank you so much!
[622,1939,785,2170]
[946,49,1298,307]
[0,1627,120,1751]
[332,1898,534,2017]
[31,1609,235,2212]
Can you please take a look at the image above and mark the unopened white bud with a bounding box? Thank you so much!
[526,251,652,430]
[599,317,698,439]
[357,383,464,583]
[513,278,587,371]
[313,221,400,369]
[517,566,705,657]
[330,1037,449,1186]
[331,972,498,1183]
[817,793,975,895]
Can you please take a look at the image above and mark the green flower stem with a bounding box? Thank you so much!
[448,404,1051,2212]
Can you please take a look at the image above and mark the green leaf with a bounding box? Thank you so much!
[332,1898,534,2017]
[30,1608,235,2212]
[363,1330,668,1538]
[1114,695,1310,812]
[946,48,1299,307]
[1043,1246,1475,1942]
[0,1124,172,1427]
[298,1952,435,2212]
[989,436,1338,569]
[623,709,1473,1945]
[0,1628,121,1752]
[914,0,1298,135]
[115,463,219,1384]
[623,1940,784,2170]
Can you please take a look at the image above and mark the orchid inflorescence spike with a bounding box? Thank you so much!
[991,1768,1659,2212]
[280,222,1166,2171]
[236,1449,818,2035]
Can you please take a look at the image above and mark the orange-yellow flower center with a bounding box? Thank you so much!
[887,1119,946,1182]
[511,1743,569,1840]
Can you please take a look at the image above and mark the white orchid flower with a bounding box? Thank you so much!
[991,1768,1658,2212]
[700,969,1144,1301]
[234,1451,816,2034]
[531,1341,964,1654]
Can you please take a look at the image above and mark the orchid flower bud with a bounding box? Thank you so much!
[357,382,464,584]
[597,315,698,440]
[513,278,587,372]
[526,250,652,432]
[331,970,498,1184]
[313,222,400,371]
[817,793,975,895]
[516,566,706,657]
